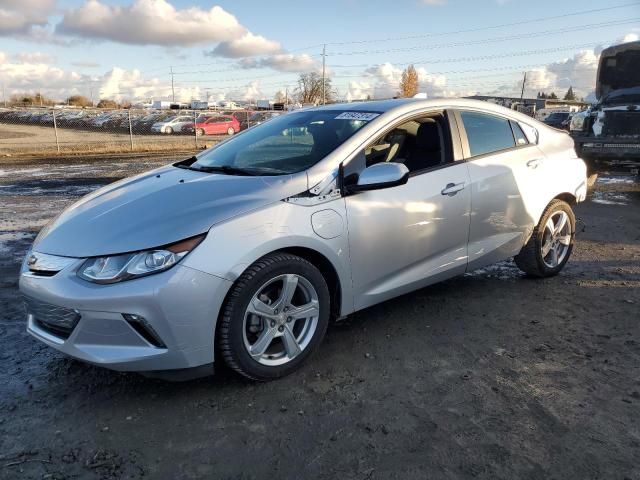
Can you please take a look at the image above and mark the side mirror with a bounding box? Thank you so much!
[349,162,410,192]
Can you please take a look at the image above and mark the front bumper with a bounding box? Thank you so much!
[573,135,640,160]
[19,257,232,372]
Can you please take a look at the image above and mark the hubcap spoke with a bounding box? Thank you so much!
[248,297,276,319]
[277,274,299,309]
[554,212,568,235]
[557,234,571,246]
[549,246,559,266]
[249,327,276,359]
[288,300,319,320]
[541,239,553,257]
[545,218,555,237]
[282,325,302,359]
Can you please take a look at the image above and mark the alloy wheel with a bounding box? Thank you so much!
[541,210,571,268]
[242,274,320,366]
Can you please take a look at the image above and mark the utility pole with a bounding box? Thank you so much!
[285,86,288,109]
[519,71,527,101]
[2,84,6,108]
[170,66,175,103]
[322,44,326,105]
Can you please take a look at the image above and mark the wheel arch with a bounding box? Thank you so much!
[553,192,577,206]
[274,246,342,321]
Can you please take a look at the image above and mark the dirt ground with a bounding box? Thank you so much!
[0,153,639,480]
[0,123,223,156]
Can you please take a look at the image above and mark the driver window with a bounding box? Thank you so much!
[344,112,453,185]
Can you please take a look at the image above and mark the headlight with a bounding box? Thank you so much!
[77,234,204,284]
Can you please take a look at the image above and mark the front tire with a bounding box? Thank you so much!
[515,199,575,277]
[227,127,235,136]
[217,253,330,381]
[165,127,173,134]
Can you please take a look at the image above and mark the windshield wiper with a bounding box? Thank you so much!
[192,165,258,176]
[174,156,198,169]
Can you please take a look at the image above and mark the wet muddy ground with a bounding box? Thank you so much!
[0,154,639,480]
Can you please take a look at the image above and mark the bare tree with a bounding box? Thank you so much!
[10,93,55,107]
[97,99,119,109]
[66,95,92,107]
[399,65,419,98]
[294,72,335,105]
[274,90,287,103]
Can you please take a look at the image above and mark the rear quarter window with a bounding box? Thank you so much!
[510,121,529,146]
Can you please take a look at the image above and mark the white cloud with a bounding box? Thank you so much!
[618,33,639,44]
[58,0,246,46]
[486,48,599,99]
[209,32,282,58]
[226,80,263,101]
[421,0,446,5]
[240,53,319,73]
[0,60,85,98]
[0,0,54,35]
[14,52,55,64]
[346,63,452,100]
[0,51,6,64]
[72,61,101,68]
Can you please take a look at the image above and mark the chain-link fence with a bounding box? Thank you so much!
[0,107,286,156]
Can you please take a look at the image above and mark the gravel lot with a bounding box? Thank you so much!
[0,123,224,155]
[0,153,639,480]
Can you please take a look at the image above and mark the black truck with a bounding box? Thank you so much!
[571,40,640,175]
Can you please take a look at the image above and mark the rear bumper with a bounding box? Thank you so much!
[19,260,232,372]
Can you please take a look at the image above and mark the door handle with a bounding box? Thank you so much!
[526,158,542,169]
[441,182,465,196]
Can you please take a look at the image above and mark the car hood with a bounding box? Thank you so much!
[33,165,308,257]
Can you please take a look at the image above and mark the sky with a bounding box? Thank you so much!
[0,0,638,104]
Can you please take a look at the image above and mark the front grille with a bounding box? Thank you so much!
[24,296,80,339]
[603,110,640,136]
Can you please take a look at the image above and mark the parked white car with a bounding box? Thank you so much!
[20,99,587,381]
[151,115,194,134]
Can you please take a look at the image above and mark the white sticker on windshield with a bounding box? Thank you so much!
[334,112,380,121]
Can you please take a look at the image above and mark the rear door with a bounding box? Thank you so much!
[455,110,547,271]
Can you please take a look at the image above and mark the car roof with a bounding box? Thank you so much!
[309,97,539,125]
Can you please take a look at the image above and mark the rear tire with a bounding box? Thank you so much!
[197,128,205,136]
[515,199,575,278]
[165,127,173,134]
[217,253,330,381]
[227,127,235,136]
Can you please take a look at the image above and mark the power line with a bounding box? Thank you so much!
[326,18,639,56]
[327,40,620,69]
[323,1,640,46]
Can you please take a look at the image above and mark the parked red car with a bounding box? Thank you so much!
[181,115,240,136]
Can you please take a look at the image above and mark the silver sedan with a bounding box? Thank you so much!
[19,98,587,380]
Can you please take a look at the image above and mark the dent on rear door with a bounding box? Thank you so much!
[465,146,544,271]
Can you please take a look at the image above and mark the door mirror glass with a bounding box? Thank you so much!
[350,162,409,192]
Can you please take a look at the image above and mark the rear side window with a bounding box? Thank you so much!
[510,121,529,146]
[460,111,515,157]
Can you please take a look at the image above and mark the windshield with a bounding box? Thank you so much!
[547,112,569,121]
[191,110,377,175]
[601,86,640,106]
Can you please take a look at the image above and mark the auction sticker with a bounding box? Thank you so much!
[334,112,380,121]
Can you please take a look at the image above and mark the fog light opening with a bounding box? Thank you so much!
[123,314,166,348]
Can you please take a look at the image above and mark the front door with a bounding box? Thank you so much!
[344,112,471,311]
